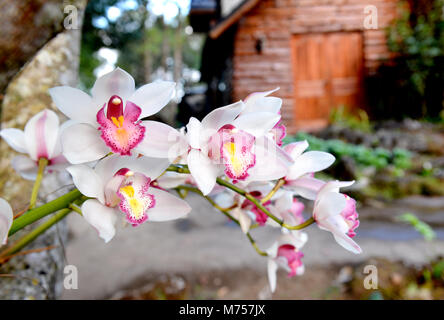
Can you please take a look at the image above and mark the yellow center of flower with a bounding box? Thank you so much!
[223,142,243,176]
[119,185,144,220]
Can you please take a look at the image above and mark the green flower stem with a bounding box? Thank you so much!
[9,188,82,237]
[175,185,267,257]
[29,158,48,209]
[0,208,72,258]
[167,164,316,231]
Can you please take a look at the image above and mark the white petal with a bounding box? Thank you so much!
[24,109,60,161]
[235,208,252,233]
[283,141,309,159]
[82,199,118,243]
[332,231,362,254]
[128,81,175,118]
[0,128,27,153]
[243,88,281,113]
[267,259,278,293]
[287,151,335,180]
[314,192,347,221]
[95,154,171,183]
[156,172,189,189]
[187,149,220,195]
[0,198,13,245]
[275,192,293,213]
[232,112,280,137]
[201,101,244,132]
[135,121,188,160]
[147,188,191,221]
[186,117,203,149]
[62,123,109,164]
[49,86,97,125]
[11,155,38,180]
[67,165,105,204]
[91,67,135,103]
[286,176,325,200]
[247,137,290,182]
[52,120,77,157]
[317,180,354,202]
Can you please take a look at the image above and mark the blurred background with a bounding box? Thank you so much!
[1,0,444,300]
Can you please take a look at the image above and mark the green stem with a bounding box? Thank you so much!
[0,208,72,258]
[9,189,82,236]
[176,185,268,257]
[29,158,48,209]
[168,164,315,231]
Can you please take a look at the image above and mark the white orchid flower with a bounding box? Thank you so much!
[313,180,361,254]
[0,109,69,180]
[49,68,188,164]
[266,233,306,293]
[283,140,335,200]
[0,198,13,246]
[185,101,292,195]
[66,155,191,242]
[242,88,286,146]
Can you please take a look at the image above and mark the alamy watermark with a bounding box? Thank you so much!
[64,5,79,30]
[363,264,378,289]
[363,5,378,30]
[64,264,78,290]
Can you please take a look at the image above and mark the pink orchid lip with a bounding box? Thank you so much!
[277,244,304,277]
[116,171,156,227]
[97,95,146,156]
[209,124,256,181]
[341,195,360,238]
[271,121,286,146]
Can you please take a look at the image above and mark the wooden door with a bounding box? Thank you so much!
[290,32,364,130]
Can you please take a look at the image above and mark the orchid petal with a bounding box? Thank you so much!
[0,198,13,245]
[319,216,362,254]
[24,109,59,161]
[314,192,347,221]
[283,141,309,159]
[232,112,280,137]
[287,151,335,180]
[91,67,135,103]
[11,155,38,180]
[267,259,278,293]
[147,188,191,221]
[187,149,220,195]
[62,123,109,164]
[128,81,175,118]
[286,176,325,200]
[155,172,189,189]
[67,165,105,204]
[49,86,97,125]
[201,101,244,133]
[317,180,354,202]
[0,128,27,153]
[82,199,118,243]
[135,121,188,160]
[186,117,202,149]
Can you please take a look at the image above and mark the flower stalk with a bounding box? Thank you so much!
[29,157,48,209]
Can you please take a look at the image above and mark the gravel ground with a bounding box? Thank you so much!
[61,194,444,299]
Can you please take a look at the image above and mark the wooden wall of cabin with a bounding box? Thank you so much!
[231,0,399,133]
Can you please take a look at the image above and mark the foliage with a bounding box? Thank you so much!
[398,213,436,241]
[329,106,371,133]
[284,133,412,171]
[384,0,444,118]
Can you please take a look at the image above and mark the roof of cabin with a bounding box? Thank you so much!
[208,0,260,39]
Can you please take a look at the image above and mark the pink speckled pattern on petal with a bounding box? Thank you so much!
[211,125,256,181]
[97,96,145,155]
[270,121,286,146]
[277,244,304,277]
[341,195,360,238]
[117,172,155,226]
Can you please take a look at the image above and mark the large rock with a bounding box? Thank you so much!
[0,1,86,299]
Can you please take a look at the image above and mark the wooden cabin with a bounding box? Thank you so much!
[190,0,399,133]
